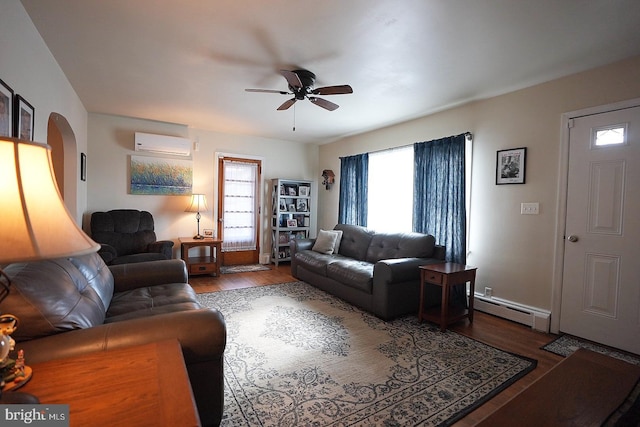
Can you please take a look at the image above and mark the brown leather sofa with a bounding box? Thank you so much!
[291,224,446,320]
[1,252,226,426]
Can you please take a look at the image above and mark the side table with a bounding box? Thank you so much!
[419,262,477,331]
[180,237,223,276]
[19,340,200,426]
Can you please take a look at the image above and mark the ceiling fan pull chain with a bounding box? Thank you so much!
[293,104,296,132]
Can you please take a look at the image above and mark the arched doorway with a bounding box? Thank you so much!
[47,113,79,221]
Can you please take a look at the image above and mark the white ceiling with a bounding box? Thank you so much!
[20,0,640,144]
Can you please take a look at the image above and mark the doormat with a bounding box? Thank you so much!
[220,264,271,274]
[542,334,640,365]
[197,281,537,426]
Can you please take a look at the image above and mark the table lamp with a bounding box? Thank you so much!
[0,137,100,403]
[185,194,208,239]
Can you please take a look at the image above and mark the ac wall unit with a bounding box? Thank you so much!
[134,132,191,156]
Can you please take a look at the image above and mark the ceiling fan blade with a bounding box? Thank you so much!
[312,85,353,95]
[277,98,297,111]
[309,97,339,111]
[245,88,290,94]
[280,70,303,89]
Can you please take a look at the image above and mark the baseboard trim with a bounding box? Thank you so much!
[473,293,551,332]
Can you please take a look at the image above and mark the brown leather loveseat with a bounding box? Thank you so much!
[0,252,226,426]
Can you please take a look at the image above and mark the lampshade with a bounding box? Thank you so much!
[185,194,208,213]
[0,138,100,264]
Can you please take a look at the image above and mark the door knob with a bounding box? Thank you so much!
[567,235,579,242]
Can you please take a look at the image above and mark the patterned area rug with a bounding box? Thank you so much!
[197,282,537,426]
[542,334,640,366]
[220,264,271,274]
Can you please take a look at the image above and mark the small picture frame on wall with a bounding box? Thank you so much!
[496,147,526,185]
[80,153,87,181]
[14,94,35,141]
[0,78,14,137]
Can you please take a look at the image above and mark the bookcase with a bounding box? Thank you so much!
[271,178,312,265]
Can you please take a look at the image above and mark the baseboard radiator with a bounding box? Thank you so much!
[473,293,551,332]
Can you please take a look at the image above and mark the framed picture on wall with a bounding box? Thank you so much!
[0,78,14,137]
[496,147,526,185]
[14,94,35,141]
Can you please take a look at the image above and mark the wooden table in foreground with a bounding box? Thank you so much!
[180,237,223,276]
[19,340,200,427]
[475,348,640,426]
[419,262,477,331]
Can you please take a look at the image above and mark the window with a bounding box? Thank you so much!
[367,146,414,233]
[593,124,627,147]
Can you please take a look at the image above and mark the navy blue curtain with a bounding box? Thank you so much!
[338,153,368,226]
[413,133,467,264]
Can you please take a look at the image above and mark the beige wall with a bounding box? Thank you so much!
[87,113,319,259]
[1,0,89,221]
[318,55,640,311]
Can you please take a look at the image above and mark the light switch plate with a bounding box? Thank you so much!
[521,202,539,215]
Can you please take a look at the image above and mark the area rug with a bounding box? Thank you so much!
[220,264,271,274]
[197,282,537,426]
[542,334,640,366]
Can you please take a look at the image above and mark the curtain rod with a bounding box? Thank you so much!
[339,132,472,159]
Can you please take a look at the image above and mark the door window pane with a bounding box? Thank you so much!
[593,124,627,147]
[222,160,258,251]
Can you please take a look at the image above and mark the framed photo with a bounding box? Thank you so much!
[80,153,87,181]
[0,78,14,137]
[286,219,298,228]
[279,198,287,211]
[288,203,296,212]
[299,186,310,197]
[496,147,526,185]
[14,94,35,141]
[296,198,308,212]
[203,229,214,238]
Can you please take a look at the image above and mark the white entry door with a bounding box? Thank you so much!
[560,105,640,354]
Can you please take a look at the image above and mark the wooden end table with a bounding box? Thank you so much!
[180,237,222,276]
[19,340,200,426]
[419,262,477,331]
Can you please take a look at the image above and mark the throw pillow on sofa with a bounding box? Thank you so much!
[312,229,343,254]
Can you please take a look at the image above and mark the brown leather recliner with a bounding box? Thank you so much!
[90,209,174,265]
[1,252,226,427]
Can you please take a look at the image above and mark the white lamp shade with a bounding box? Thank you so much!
[0,138,100,264]
[185,194,208,213]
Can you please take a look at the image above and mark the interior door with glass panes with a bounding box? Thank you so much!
[217,156,261,265]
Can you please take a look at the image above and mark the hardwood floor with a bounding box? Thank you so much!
[190,264,564,426]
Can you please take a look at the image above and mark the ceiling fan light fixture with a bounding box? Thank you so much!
[245,69,352,111]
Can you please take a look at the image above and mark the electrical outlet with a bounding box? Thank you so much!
[521,202,539,215]
[484,287,493,297]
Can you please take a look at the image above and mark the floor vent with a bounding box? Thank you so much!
[473,293,550,332]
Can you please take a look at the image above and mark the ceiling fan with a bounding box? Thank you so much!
[245,69,353,111]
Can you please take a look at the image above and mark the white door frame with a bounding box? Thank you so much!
[551,97,640,334]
